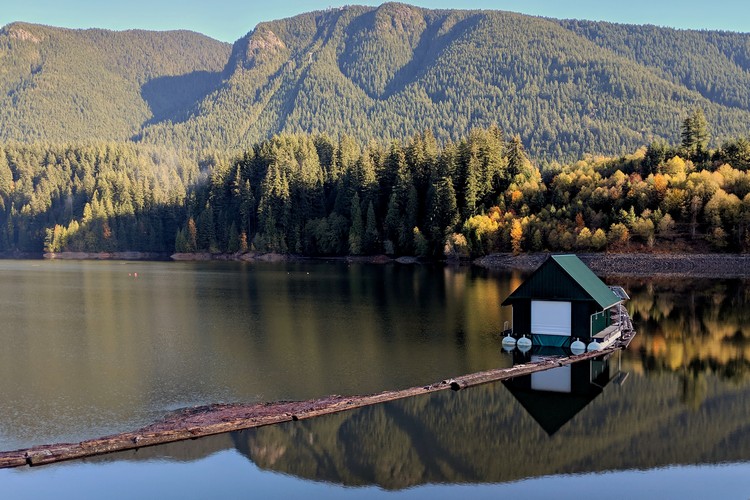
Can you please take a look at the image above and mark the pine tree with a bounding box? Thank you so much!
[0,149,12,199]
[256,162,291,251]
[196,204,216,251]
[348,192,364,255]
[681,108,710,161]
[175,228,190,253]
[364,201,379,254]
[228,221,240,253]
[462,157,479,219]
[506,134,531,180]
[353,151,378,206]
[427,176,459,254]
[400,185,418,253]
[384,192,400,252]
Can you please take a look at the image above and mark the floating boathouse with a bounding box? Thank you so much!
[501,254,627,348]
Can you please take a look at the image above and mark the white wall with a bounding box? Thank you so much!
[531,300,572,336]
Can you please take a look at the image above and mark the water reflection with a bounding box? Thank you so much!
[79,359,750,490]
[620,278,750,409]
[503,348,616,435]
[0,260,514,449]
[3,268,750,493]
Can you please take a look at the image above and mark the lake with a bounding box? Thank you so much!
[1,260,749,498]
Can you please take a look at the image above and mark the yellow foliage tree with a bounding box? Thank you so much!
[575,227,593,249]
[510,219,523,254]
[591,228,607,249]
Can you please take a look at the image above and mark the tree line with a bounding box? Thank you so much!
[0,112,748,257]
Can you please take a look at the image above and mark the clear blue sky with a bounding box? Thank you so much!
[1,0,748,43]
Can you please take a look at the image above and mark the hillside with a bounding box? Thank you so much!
[0,22,231,142]
[558,19,750,111]
[1,4,750,159]
[141,3,750,159]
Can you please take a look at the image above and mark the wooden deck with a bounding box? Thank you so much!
[589,301,636,348]
[592,324,620,341]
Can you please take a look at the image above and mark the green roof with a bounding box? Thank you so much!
[501,254,620,309]
[550,255,620,309]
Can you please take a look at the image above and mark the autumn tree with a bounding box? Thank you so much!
[510,218,523,254]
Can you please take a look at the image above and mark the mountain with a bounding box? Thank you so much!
[0,22,231,142]
[2,4,750,159]
[557,19,750,112]
[140,3,750,159]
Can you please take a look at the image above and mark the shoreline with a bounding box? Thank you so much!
[42,251,419,265]
[42,251,170,261]
[29,251,750,278]
[474,252,750,278]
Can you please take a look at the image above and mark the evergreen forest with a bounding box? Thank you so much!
[2,4,750,159]
[2,111,749,257]
[1,4,750,257]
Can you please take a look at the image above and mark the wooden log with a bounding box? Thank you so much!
[0,346,618,469]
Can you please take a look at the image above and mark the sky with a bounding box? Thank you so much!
[1,0,748,43]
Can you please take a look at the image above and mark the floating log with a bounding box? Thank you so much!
[0,346,620,469]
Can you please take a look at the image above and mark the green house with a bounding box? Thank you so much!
[501,254,623,347]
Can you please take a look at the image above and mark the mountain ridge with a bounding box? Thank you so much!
[1,4,750,159]
[0,21,231,143]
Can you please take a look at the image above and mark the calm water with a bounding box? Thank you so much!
[1,260,749,498]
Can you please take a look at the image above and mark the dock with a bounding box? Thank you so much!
[591,299,636,348]
[0,341,633,470]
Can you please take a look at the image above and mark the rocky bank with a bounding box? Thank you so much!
[474,253,750,278]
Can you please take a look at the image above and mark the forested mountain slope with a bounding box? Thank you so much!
[0,22,231,142]
[140,3,750,159]
[558,19,750,111]
[2,3,750,159]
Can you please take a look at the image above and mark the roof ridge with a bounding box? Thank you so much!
[551,255,620,309]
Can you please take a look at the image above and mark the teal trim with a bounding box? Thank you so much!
[532,346,569,357]
[531,334,570,348]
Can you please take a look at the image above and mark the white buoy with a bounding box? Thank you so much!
[517,334,532,352]
[571,338,586,355]
[501,334,517,350]
[587,340,603,352]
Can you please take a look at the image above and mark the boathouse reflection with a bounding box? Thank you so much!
[73,276,750,489]
[502,348,618,435]
[89,350,750,491]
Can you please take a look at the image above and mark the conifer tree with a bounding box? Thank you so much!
[681,108,710,161]
[0,149,12,201]
[348,192,364,255]
[506,134,531,179]
[364,201,379,254]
